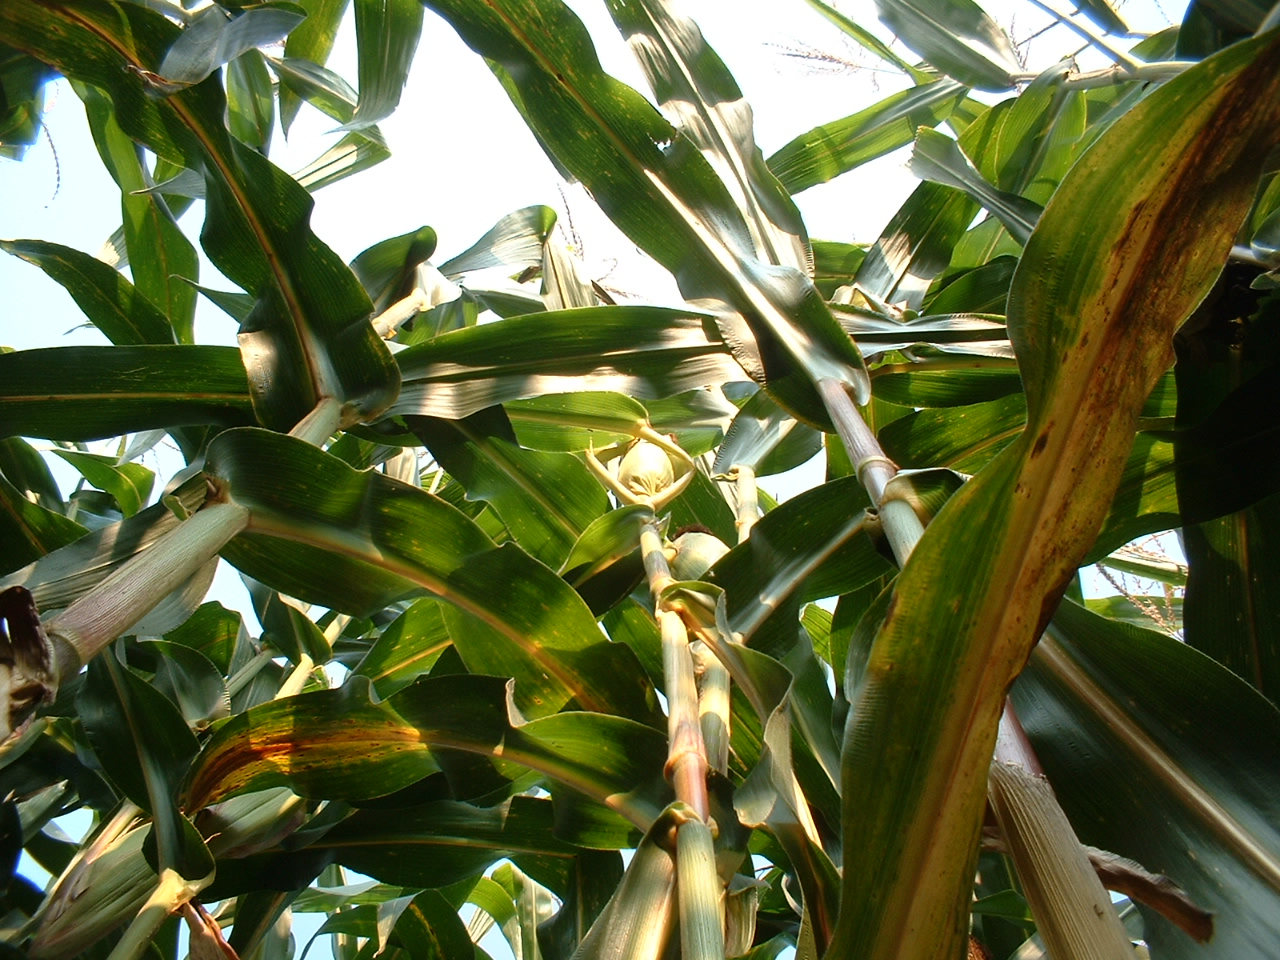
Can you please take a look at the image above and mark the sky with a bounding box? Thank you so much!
[0,0,1179,955]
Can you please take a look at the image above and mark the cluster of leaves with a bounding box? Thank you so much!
[1,0,1280,960]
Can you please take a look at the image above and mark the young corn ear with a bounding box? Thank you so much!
[617,440,675,500]
[667,532,730,582]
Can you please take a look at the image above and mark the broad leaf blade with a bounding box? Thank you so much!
[391,306,742,420]
[830,34,1280,960]
[207,428,657,721]
[0,346,255,442]
[409,410,608,569]
[908,129,1042,245]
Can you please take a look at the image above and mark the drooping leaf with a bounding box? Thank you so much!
[830,34,1280,960]
[874,0,1020,91]
[51,451,154,518]
[268,54,360,124]
[439,205,558,278]
[293,128,392,192]
[227,49,275,153]
[708,476,888,657]
[351,225,439,312]
[0,239,175,346]
[422,0,868,426]
[185,674,669,827]
[854,182,981,311]
[505,393,648,453]
[908,128,1042,245]
[348,0,425,129]
[711,388,821,478]
[607,0,811,272]
[0,437,63,513]
[157,2,306,87]
[353,599,451,697]
[278,0,351,131]
[78,653,207,877]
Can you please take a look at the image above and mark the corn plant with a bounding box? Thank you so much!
[1,0,1279,959]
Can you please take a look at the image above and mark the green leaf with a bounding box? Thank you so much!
[269,54,361,124]
[1183,492,1280,702]
[711,388,821,477]
[51,451,154,518]
[158,2,306,87]
[854,182,981,311]
[79,653,205,876]
[830,34,1280,960]
[874,0,1020,91]
[80,85,200,341]
[439,205,558,278]
[769,80,967,195]
[0,2,400,430]
[293,128,392,192]
[388,889,477,959]
[351,225,439,312]
[0,474,87,577]
[1014,599,1280,960]
[144,639,231,730]
[1072,0,1129,34]
[908,129,1042,245]
[558,504,650,616]
[871,359,1022,407]
[207,428,657,721]
[185,674,670,826]
[392,306,741,420]
[709,476,888,656]
[0,239,175,346]
[227,49,275,153]
[408,410,608,568]
[0,346,255,442]
[505,393,648,453]
[877,394,1027,472]
[1083,593,1182,633]
[315,796,580,889]
[348,0,425,129]
[606,0,811,273]
[353,598,452,697]
[0,437,63,512]
[278,0,351,132]
[801,0,928,78]
[422,0,868,425]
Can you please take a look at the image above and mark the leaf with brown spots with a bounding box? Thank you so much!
[831,32,1280,960]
